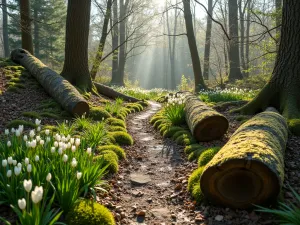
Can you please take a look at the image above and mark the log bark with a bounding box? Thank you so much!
[200,108,288,208]
[11,49,89,116]
[93,82,140,102]
[184,93,228,141]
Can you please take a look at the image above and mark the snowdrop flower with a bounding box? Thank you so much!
[2,159,7,167]
[17,162,22,168]
[13,160,17,166]
[25,158,29,165]
[71,145,76,152]
[76,171,82,180]
[23,179,32,192]
[7,157,13,165]
[51,147,56,153]
[6,170,12,178]
[7,141,11,147]
[36,136,41,142]
[86,147,92,155]
[35,119,41,126]
[23,135,28,141]
[62,154,68,162]
[29,130,35,138]
[31,186,43,204]
[15,130,21,137]
[46,137,51,143]
[35,155,39,162]
[54,141,58,147]
[45,129,50,136]
[75,138,80,147]
[71,158,77,168]
[4,129,9,135]
[14,166,21,176]
[58,148,63,155]
[39,140,44,146]
[11,128,15,133]
[70,138,74,144]
[18,198,26,210]
[27,164,32,173]
[46,173,52,182]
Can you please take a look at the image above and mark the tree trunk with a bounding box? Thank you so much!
[228,0,243,81]
[201,108,288,208]
[183,0,206,92]
[61,0,93,91]
[20,0,34,54]
[111,0,119,84]
[238,0,300,133]
[11,49,89,116]
[2,0,9,57]
[203,0,213,80]
[33,2,40,58]
[184,92,228,141]
[238,0,246,73]
[275,0,282,49]
[245,0,251,76]
[90,0,113,80]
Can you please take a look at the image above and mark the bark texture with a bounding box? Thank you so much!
[61,0,93,91]
[203,0,213,80]
[20,0,34,54]
[33,2,40,58]
[201,109,288,208]
[183,0,206,92]
[111,0,119,84]
[184,93,228,141]
[11,49,89,116]
[238,0,300,122]
[2,0,9,57]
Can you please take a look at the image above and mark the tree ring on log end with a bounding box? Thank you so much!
[194,116,229,142]
[200,158,280,209]
[72,101,90,117]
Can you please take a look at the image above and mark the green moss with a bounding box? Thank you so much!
[172,130,190,141]
[22,111,41,119]
[7,120,36,129]
[125,103,143,112]
[7,86,21,93]
[236,115,249,121]
[138,101,149,107]
[184,144,203,154]
[191,183,204,203]
[38,99,60,109]
[8,82,25,89]
[96,145,126,160]
[153,119,165,129]
[40,112,61,119]
[66,200,116,225]
[116,114,126,121]
[175,134,197,146]
[108,131,133,146]
[159,124,170,135]
[198,147,221,167]
[106,118,126,129]
[89,106,112,121]
[9,78,21,83]
[107,126,127,132]
[163,126,185,138]
[188,148,205,161]
[188,167,204,192]
[150,115,165,125]
[95,151,119,174]
[288,119,300,136]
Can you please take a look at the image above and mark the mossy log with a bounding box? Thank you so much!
[93,82,140,102]
[184,93,228,141]
[200,108,288,208]
[10,49,89,116]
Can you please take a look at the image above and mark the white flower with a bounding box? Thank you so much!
[7,157,13,165]
[46,173,52,182]
[39,140,44,145]
[37,126,41,132]
[61,136,66,142]
[71,158,77,168]
[2,159,7,167]
[4,129,9,135]
[17,162,22,168]
[18,125,24,133]
[23,135,28,141]
[46,137,51,143]
[31,186,43,204]
[62,154,68,163]
[7,141,11,147]
[14,166,21,176]
[67,135,71,141]
[6,170,12,178]
[36,136,41,142]
[45,129,50,136]
[86,147,92,155]
[35,119,41,126]
[71,145,76,152]
[18,198,26,210]
[23,179,32,192]
[35,155,39,162]
[51,147,56,153]
[30,140,37,148]
[70,138,74,144]
[54,141,58,147]
[58,148,63,155]
[13,160,17,166]
[29,130,35,138]
[55,134,61,142]
[27,164,32,173]
[67,142,71,149]
[24,158,29,165]
[58,142,63,148]
[75,138,80,147]
[15,130,21,137]
[11,128,15,133]
[76,171,82,180]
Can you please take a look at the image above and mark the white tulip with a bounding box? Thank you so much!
[4,129,9,135]
[2,159,7,167]
[30,140,37,148]
[71,158,77,168]
[75,138,80,147]
[71,145,76,152]
[70,138,74,144]
[58,148,63,155]
[36,136,41,142]
[45,129,50,136]
[23,179,32,192]
[86,147,92,155]
[56,135,61,142]
[18,125,24,133]
[62,154,68,162]
[54,141,58,147]
[51,147,56,153]
[39,140,44,145]
[15,130,21,137]
[27,164,32,173]
[23,135,28,141]
[37,126,41,132]
[46,137,51,143]
[66,135,71,141]
[29,130,35,138]
[31,186,43,204]
[7,141,11,147]
[14,166,21,176]
[17,162,22,168]
[18,198,26,210]
[6,170,12,178]
[11,128,15,133]
[61,136,66,142]
[67,142,71,149]
[46,173,52,182]
[76,171,82,180]
[35,155,39,162]
[35,119,41,126]
[59,142,63,148]
[24,158,29,165]
[13,160,17,166]
[7,157,13,165]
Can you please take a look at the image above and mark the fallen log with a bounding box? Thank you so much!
[10,49,89,116]
[184,93,228,141]
[200,108,288,208]
[93,82,140,102]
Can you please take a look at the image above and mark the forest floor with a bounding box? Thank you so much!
[1,66,300,225]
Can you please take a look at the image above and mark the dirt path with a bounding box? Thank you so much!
[107,101,197,225]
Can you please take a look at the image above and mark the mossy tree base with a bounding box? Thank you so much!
[200,109,288,208]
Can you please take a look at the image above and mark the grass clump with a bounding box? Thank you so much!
[66,200,115,225]
[96,145,126,160]
[83,122,108,148]
[6,120,36,129]
[22,111,41,119]
[163,95,186,126]
[106,118,126,129]
[73,117,92,132]
[89,106,112,121]
[95,151,119,174]
[172,130,190,141]
[107,126,127,133]
[108,131,133,146]
[184,144,203,154]
[198,147,221,167]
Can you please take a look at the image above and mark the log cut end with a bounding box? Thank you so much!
[200,158,280,209]
[11,48,29,64]
[193,115,229,141]
[72,101,90,117]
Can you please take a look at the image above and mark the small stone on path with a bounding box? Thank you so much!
[130,173,151,185]
[215,215,224,221]
[150,208,170,220]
